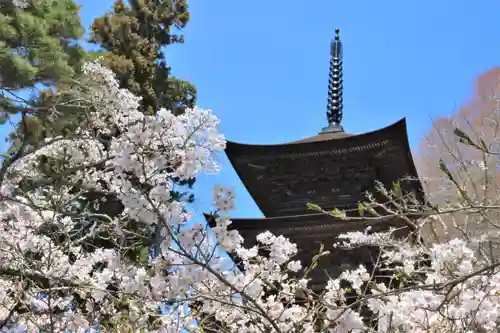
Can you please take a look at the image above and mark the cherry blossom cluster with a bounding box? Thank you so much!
[0,60,499,333]
[11,0,28,8]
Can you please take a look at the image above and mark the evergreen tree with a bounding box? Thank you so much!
[4,1,197,264]
[0,0,86,158]
[89,0,196,115]
[0,0,86,123]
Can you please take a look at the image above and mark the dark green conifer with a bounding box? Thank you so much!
[0,0,86,123]
[90,0,196,115]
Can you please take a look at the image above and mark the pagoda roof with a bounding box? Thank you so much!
[205,212,414,290]
[290,130,354,143]
[225,118,423,217]
[206,212,413,248]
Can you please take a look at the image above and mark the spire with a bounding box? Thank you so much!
[322,28,344,133]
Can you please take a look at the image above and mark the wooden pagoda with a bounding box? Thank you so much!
[206,29,425,291]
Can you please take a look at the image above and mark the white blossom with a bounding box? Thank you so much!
[0,60,498,333]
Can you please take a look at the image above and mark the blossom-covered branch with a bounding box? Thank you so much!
[0,60,500,333]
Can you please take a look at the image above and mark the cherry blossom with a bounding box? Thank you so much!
[0,60,499,333]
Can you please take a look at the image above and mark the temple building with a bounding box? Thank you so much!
[207,29,425,291]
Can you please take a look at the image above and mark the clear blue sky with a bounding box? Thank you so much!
[4,0,500,219]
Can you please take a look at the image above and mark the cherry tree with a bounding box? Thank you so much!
[0,13,500,327]
[416,68,500,257]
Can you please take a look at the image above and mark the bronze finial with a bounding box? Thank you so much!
[324,28,344,132]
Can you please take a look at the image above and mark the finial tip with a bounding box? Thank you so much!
[326,28,344,128]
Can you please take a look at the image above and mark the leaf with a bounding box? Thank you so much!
[365,203,378,216]
[439,158,454,182]
[306,202,322,211]
[0,115,8,125]
[395,270,409,282]
[358,202,366,216]
[480,138,488,150]
[330,208,347,219]
[138,246,150,265]
[453,127,475,146]
[393,181,402,198]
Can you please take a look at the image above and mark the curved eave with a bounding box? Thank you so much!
[203,213,416,252]
[226,118,407,150]
[225,118,411,164]
[204,212,419,232]
[397,119,428,205]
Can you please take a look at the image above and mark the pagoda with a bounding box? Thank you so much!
[207,29,425,291]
